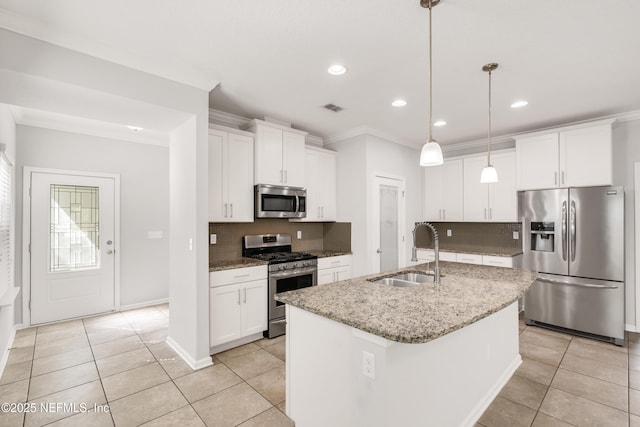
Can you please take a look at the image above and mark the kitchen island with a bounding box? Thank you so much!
[276,261,537,427]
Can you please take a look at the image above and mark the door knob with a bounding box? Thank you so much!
[376,249,382,254]
[106,249,114,255]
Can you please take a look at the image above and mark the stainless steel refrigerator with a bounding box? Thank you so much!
[520,186,624,345]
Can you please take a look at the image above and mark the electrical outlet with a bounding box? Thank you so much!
[447,229,452,237]
[210,234,217,245]
[297,230,302,239]
[513,231,519,240]
[362,351,376,379]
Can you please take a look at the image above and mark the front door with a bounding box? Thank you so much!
[30,171,116,324]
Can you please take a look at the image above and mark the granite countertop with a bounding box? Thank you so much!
[419,247,523,257]
[307,250,353,258]
[276,261,537,344]
[209,257,268,272]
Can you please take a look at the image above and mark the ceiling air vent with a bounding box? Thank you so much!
[323,103,343,112]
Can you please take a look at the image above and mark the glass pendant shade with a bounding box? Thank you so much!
[480,164,498,183]
[420,140,444,166]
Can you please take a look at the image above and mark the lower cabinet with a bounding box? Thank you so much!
[209,266,268,350]
[414,250,518,268]
[318,255,352,285]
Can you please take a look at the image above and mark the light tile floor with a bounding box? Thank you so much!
[1,305,638,426]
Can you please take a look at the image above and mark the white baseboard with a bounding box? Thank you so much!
[460,354,522,427]
[0,325,18,381]
[166,335,213,371]
[120,298,169,311]
[626,324,637,333]
[209,332,263,355]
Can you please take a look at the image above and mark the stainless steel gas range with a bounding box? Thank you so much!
[242,234,317,338]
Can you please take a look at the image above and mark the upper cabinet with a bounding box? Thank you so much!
[463,150,517,222]
[247,119,307,187]
[208,126,254,222]
[515,120,614,190]
[424,159,463,221]
[298,146,337,222]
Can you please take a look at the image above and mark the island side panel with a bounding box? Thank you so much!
[286,302,521,427]
[385,302,521,427]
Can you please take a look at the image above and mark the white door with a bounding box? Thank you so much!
[30,172,116,324]
[373,175,406,273]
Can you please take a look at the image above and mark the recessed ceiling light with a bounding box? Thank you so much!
[126,125,144,132]
[327,64,347,76]
[510,100,528,109]
[433,120,447,127]
[392,99,407,107]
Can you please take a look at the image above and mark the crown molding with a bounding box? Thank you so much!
[208,109,251,129]
[12,106,169,146]
[325,126,418,151]
[0,10,217,91]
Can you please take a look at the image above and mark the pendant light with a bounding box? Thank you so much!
[419,0,444,167]
[480,62,499,183]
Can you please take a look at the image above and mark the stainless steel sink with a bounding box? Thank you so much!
[373,272,437,287]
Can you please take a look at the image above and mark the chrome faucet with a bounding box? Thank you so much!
[411,222,441,285]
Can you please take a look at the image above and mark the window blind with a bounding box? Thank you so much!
[0,146,12,296]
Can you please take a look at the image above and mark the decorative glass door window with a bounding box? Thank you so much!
[50,185,100,272]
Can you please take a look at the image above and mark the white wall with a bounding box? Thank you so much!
[327,133,423,277]
[611,118,640,329]
[0,29,211,366]
[0,103,17,374]
[15,125,170,315]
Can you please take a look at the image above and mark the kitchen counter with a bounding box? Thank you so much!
[209,257,267,272]
[276,261,536,343]
[306,250,352,258]
[281,262,537,426]
[420,246,523,257]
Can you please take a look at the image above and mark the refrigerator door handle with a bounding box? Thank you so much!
[561,201,567,261]
[537,276,618,290]
[570,200,577,262]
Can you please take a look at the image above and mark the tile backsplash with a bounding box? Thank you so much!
[414,222,522,253]
[209,220,351,261]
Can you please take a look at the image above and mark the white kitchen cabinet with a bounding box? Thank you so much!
[463,151,517,222]
[297,146,337,222]
[515,120,613,190]
[248,119,307,187]
[317,255,352,285]
[424,159,463,221]
[209,265,268,349]
[456,253,484,265]
[208,127,254,222]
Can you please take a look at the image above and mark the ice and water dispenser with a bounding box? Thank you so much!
[530,222,555,252]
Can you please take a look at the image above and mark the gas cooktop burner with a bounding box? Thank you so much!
[249,251,316,264]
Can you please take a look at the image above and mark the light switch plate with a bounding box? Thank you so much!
[210,234,217,245]
[297,230,302,239]
[447,229,452,237]
[513,231,519,240]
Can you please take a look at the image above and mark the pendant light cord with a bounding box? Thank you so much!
[487,68,492,165]
[428,0,433,143]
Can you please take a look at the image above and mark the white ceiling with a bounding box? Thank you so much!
[1,0,639,148]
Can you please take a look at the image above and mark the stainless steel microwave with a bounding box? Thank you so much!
[255,184,307,218]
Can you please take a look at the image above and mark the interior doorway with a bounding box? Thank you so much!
[372,174,406,273]
[24,168,120,325]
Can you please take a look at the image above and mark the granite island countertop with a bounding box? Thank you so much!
[276,261,537,344]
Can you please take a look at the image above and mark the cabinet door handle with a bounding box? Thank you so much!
[284,170,288,183]
[224,203,228,218]
[484,208,487,220]
[489,207,492,220]
[230,203,233,218]
[554,172,558,186]
[243,288,247,303]
[237,289,241,305]
[561,171,565,185]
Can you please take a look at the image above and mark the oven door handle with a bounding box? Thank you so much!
[270,267,317,279]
